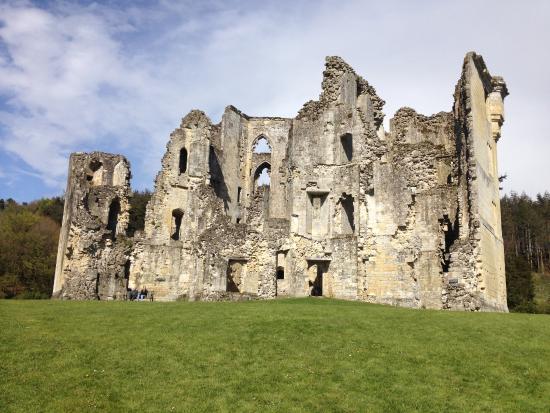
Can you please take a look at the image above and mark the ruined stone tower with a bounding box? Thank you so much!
[53,52,509,311]
[52,153,131,299]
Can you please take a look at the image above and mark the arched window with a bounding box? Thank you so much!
[171,209,184,240]
[253,162,271,191]
[107,198,120,239]
[253,136,272,154]
[179,148,188,174]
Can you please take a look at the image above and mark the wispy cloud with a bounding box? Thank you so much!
[0,2,148,182]
[0,0,549,200]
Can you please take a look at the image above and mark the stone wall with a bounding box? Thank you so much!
[53,53,509,311]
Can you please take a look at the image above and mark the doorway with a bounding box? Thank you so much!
[227,259,247,292]
[307,260,330,297]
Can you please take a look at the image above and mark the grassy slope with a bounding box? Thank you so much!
[533,272,550,314]
[1,299,549,413]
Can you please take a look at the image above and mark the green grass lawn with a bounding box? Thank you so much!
[1,299,549,412]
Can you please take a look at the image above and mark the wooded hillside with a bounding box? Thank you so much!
[501,192,550,312]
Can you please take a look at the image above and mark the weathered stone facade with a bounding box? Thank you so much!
[53,52,508,311]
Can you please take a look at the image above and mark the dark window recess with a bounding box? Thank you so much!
[311,266,323,296]
[237,187,242,203]
[107,199,120,239]
[179,148,188,174]
[276,267,285,280]
[124,260,131,279]
[341,193,355,233]
[440,213,459,273]
[171,209,183,240]
[341,133,353,161]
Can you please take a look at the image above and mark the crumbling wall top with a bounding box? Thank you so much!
[297,56,385,126]
[390,107,454,143]
[464,52,509,98]
[180,109,213,129]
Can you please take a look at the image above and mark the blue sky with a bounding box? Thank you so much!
[1,0,549,201]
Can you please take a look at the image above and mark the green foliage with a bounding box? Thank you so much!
[501,192,550,271]
[505,255,535,313]
[1,299,549,412]
[501,192,550,312]
[27,196,65,225]
[0,201,60,299]
[0,198,17,210]
[127,190,152,236]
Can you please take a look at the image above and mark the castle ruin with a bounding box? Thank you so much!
[52,52,509,311]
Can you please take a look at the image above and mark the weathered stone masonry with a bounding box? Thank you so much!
[53,52,508,311]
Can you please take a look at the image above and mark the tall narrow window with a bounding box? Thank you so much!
[107,198,120,239]
[171,209,184,240]
[237,187,242,203]
[179,148,188,174]
[341,133,353,162]
[124,260,131,280]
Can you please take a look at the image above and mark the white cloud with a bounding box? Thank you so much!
[0,0,549,198]
[0,3,141,180]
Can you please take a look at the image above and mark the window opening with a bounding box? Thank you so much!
[341,133,353,162]
[253,136,271,154]
[253,163,271,191]
[171,209,184,240]
[179,148,188,174]
[88,160,103,186]
[340,193,355,234]
[227,260,246,292]
[107,198,120,239]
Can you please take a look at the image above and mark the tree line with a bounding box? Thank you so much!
[501,192,550,312]
[0,190,548,312]
[0,198,63,298]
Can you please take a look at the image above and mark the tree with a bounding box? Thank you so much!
[28,197,65,225]
[0,205,59,298]
[501,191,550,312]
[505,255,535,313]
